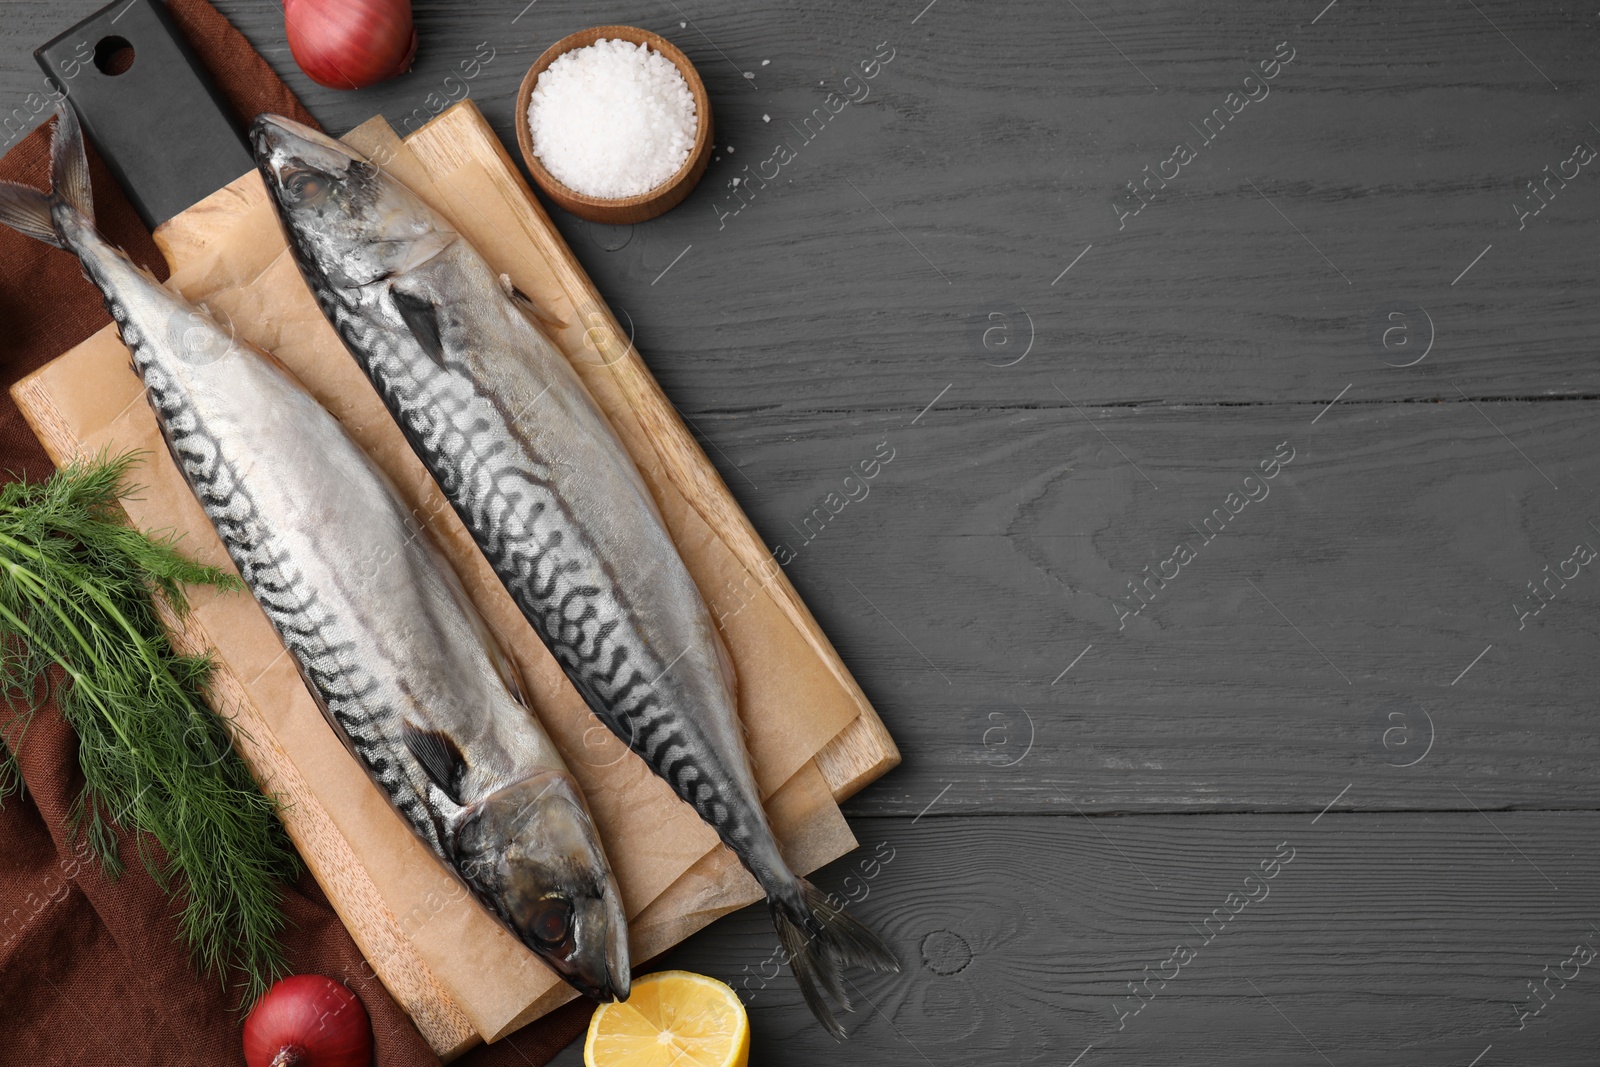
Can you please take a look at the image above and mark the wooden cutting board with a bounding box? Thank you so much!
[12,100,898,1058]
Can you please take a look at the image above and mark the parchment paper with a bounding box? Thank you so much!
[15,117,865,1043]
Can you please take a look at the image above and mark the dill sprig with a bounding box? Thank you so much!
[0,451,298,1004]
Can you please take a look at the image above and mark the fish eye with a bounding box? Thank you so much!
[285,171,327,205]
[529,897,573,946]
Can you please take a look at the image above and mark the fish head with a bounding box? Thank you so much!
[249,113,454,289]
[455,771,631,1001]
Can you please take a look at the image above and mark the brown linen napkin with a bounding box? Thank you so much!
[0,2,588,1063]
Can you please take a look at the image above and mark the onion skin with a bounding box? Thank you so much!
[284,0,418,90]
[243,975,374,1067]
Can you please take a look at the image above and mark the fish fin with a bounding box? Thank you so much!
[711,625,738,705]
[498,273,531,305]
[388,285,449,369]
[49,103,93,227]
[0,181,64,247]
[462,600,528,709]
[402,722,468,804]
[499,273,568,333]
[0,104,96,249]
[770,879,900,1040]
[485,639,528,708]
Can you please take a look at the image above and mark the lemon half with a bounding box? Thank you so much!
[585,970,750,1067]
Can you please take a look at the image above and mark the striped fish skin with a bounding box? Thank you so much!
[0,107,628,1002]
[252,114,898,1036]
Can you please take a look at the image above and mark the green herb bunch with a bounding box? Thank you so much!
[0,451,298,1003]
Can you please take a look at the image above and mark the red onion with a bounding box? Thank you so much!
[243,975,374,1067]
[284,0,418,90]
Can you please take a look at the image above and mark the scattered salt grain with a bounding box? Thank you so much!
[761,59,770,66]
[762,114,770,122]
[527,38,698,199]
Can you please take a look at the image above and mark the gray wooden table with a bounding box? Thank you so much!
[5,1,1598,1063]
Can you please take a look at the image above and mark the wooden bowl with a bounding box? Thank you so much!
[514,26,714,225]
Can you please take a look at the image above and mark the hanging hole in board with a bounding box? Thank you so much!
[93,36,136,77]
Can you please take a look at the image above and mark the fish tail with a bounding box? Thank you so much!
[0,178,64,248]
[770,877,900,1039]
[0,103,94,249]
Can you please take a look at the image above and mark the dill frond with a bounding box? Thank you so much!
[0,450,298,1004]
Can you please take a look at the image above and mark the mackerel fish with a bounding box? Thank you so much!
[251,113,897,1035]
[0,105,628,1001]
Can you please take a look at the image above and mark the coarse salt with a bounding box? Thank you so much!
[527,38,698,199]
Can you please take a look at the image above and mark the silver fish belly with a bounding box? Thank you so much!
[253,114,896,1035]
[0,106,628,1000]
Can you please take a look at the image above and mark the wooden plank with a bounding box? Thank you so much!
[90,0,1596,412]
[1,4,1594,414]
[633,813,1600,1067]
[696,400,1600,815]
